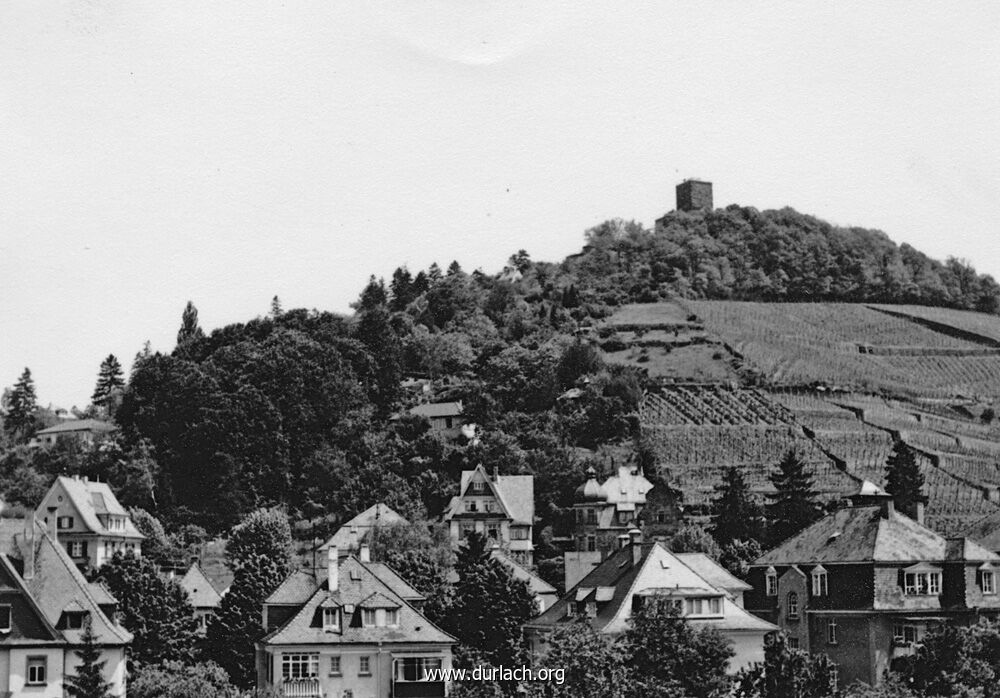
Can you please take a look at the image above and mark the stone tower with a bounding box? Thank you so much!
[676,179,713,212]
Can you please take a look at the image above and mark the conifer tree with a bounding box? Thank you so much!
[766,450,823,546]
[91,354,125,408]
[389,266,415,312]
[176,301,204,346]
[269,295,283,318]
[885,440,926,519]
[64,615,112,698]
[4,367,38,441]
[710,467,765,548]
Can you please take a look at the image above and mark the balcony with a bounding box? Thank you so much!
[282,679,322,698]
[392,681,446,698]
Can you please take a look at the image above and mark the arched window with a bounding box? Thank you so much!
[787,592,799,617]
[765,566,778,596]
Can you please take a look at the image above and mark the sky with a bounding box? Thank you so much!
[2,1,999,408]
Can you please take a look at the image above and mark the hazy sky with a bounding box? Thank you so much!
[2,2,999,408]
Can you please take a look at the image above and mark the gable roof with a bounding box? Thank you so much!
[34,419,115,436]
[261,556,454,647]
[756,504,1000,566]
[447,466,534,526]
[47,476,143,539]
[322,504,408,551]
[676,553,752,594]
[962,510,1000,552]
[529,541,774,635]
[364,562,425,603]
[409,402,463,419]
[180,563,222,609]
[491,549,556,596]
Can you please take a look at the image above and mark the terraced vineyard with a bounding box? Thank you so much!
[640,386,793,426]
[868,304,1000,344]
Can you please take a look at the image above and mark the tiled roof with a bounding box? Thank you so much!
[409,402,463,419]
[50,476,144,539]
[35,419,115,436]
[962,511,1000,552]
[262,556,454,646]
[365,562,424,602]
[676,553,753,594]
[266,570,321,605]
[491,550,556,596]
[180,563,222,609]
[495,475,534,525]
[601,467,653,505]
[529,542,776,636]
[756,504,1000,566]
[322,504,408,551]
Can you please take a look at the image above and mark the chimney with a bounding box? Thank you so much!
[629,527,643,566]
[46,506,58,541]
[22,513,35,580]
[327,546,339,592]
[915,501,925,526]
[492,466,499,482]
[880,498,894,519]
[617,533,630,549]
[359,544,371,563]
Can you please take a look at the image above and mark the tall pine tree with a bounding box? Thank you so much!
[766,450,823,546]
[710,467,765,548]
[91,355,124,408]
[4,367,38,442]
[176,300,204,346]
[885,440,926,519]
[64,615,112,698]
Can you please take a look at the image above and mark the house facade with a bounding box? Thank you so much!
[180,563,223,635]
[29,420,115,449]
[444,466,534,566]
[37,476,144,569]
[408,402,465,437]
[256,546,455,698]
[564,465,681,589]
[0,516,131,697]
[745,482,1000,688]
[527,536,776,673]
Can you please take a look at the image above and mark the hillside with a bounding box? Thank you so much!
[612,300,1000,536]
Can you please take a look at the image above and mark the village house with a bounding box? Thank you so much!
[36,475,144,570]
[256,545,454,698]
[0,515,131,696]
[526,532,776,673]
[745,482,1000,688]
[318,503,408,560]
[29,419,115,449]
[407,402,465,437]
[180,563,223,635]
[444,466,534,566]
[564,465,681,589]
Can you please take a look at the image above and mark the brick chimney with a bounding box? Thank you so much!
[629,527,643,566]
[359,544,371,563]
[22,513,35,580]
[327,546,339,592]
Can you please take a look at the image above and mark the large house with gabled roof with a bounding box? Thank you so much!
[526,534,775,673]
[256,545,454,698]
[0,514,131,696]
[36,475,144,570]
[745,482,1000,689]
[29,420,115,449]
[444,466,534,566]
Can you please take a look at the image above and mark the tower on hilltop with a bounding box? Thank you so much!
[675,179,713,212]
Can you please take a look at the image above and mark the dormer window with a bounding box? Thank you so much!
[61,611,89,630]
[585,602,597,618]
[385,608,399,627]
[361,608,376,627]
[903,564,941,596]
[566,602,577,617]
[812,566,828,596]
[322,607,341,632]
[765,567,778,596]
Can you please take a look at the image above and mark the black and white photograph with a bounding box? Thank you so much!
[2,3,1000,697]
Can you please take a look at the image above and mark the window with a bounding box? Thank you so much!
[903,571,941,596]
[893,624,919,645]
[57,516,74,530]
[617,511,630,524]
[788,637,799,649]
[486,524,499,540]
[826,618,838,644]
[329,656,342,676]
[585,601,597,618]
[385,608,399,627]
[566,602,577,617]
[982,570,996,595]
[685,597,723,617]
[511,527,529,540]
[361,608,377,627]
[657,511,668,524]
[765,568,777,596]
[575,509,583,523]
[586,509,597,524]
[281,653,319,679]
[471,481,486,493]
[396,657,442,682]
[27,656,47,685]
[787,592,799,618]
[445,417,454,429]
[359,655,371,676]
[63,611,87,629]
[483,501,494,513]
[68,541,88,558]
[812,567,828,597]
[466,501,478,513]
[322,607,340,631]
[460,522,474,538]
[586,535,596,552]
[0,605,10,632]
